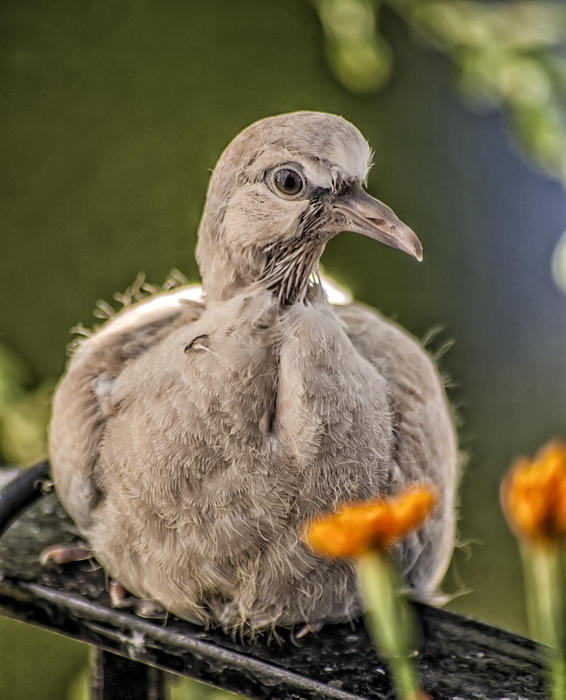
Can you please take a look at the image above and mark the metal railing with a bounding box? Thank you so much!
[0,464,545,699]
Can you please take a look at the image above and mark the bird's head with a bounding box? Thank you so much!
[196,111,422,305]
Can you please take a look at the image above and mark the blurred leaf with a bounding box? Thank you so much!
[410,1,566,52]
[326,37,392,93]
[511,102,566,179]
[0,378,54,465]
[0,343,53,465]
[0,344,29,407]
[313,0,392,92]
[313,0,566,184]
[0,618,87,700]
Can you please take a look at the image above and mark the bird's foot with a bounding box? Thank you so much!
[109,581,167,620]
[294,621,323,639]
[39,542,92,566]
[109,581,130,607]
[135,600,167,620]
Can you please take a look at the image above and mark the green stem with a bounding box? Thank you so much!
[553,657,566,700]
[521,543,566,700]
[356,551,422,700]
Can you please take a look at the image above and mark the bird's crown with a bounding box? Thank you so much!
[216,111,372,186]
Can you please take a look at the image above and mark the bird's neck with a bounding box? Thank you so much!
[260,238,325,305]
[196,223,326,305]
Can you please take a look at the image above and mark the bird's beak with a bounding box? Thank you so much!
[332,185,423,262]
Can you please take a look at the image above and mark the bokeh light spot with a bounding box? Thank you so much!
[551,230,566,293]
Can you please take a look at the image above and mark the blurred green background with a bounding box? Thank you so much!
[2,0,566,697]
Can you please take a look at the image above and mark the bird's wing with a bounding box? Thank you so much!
[49,287,204,531]
[333,301,458,595]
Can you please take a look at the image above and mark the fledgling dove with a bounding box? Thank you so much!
[48,111,457,635]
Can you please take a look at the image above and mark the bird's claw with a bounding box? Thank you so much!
[109,581,166,619]
[109,581,130,607]
[134,600,167,619]
[295,621,323,639]
[39,543,91,566]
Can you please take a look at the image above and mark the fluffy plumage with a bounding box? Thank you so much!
[49,111,457,634]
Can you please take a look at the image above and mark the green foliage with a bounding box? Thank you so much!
[312,0,393,92]
[0,344,53,466]
[0,618,87,700]
[313,0,566,184]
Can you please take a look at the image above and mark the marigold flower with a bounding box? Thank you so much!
[501,440,566,544]
[303,485,438,557]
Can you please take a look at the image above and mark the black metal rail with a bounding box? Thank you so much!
[0,460,49,536]
[0,464,546,699]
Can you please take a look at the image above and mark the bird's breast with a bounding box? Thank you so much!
[271,302,395,510]
[100,292,394,538]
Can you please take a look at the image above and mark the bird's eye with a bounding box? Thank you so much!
[272,167,305,198]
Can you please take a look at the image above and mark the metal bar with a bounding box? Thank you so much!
[0,461,50,535]
[0,466,548,699]
[90,648,166,700]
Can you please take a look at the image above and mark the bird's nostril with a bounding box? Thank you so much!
[368,217,386,227]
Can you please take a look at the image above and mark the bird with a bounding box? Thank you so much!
[47,111,458,635]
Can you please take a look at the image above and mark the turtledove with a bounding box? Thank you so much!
[49,111,458,635]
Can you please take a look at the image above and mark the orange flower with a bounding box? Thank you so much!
[302,485,438,558]
[501,440,566,544]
